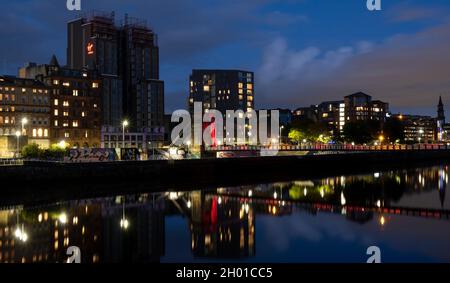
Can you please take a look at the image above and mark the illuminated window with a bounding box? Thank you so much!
[190,81,193,87]
[85,131,88,138]
[63,122,68,127]
[81,111,86,117]
[54,109,58,116]
[4,116,9,124]
[63,111,69,117]
[54,99,58,106]
[64,132,70,138]
[92,82,99,88]
[93,104,97,108]
[72,90,78,96]
[247,84,253,90]
[72,121,79,127]
[238,89,243,94]
[33,89,37,93]
[54,120,58,127]
[32,129,37,137]
[238,83,243,88]
[53,80,59,85]
[37,128,43,137]
[63,101,69,107]
[203,85,210,92]
[63,82,70,87]
[247,96,253,101]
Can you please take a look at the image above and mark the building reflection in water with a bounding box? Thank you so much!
[0,165,448,263]
[0,194,166,263]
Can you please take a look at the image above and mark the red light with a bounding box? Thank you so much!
[87,43,94,55]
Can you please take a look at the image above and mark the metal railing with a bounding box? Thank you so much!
[0,159,24,166]
[205,143,450,152]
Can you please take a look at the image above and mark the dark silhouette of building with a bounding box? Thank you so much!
[437,96,445,141]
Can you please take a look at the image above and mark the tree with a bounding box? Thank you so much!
[288,118,331,143]
[21,143,41,159]
[383,117,405,143]
[288,129,305,144]
[343,121,380,144]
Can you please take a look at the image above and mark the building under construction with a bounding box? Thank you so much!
[67,12,164,143]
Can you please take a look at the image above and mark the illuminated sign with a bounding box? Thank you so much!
[87,42,94,55]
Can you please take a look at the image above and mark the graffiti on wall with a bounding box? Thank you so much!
[65,148,117,163]
[120,148,141,161]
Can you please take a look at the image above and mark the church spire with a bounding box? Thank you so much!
[438,96,445,121]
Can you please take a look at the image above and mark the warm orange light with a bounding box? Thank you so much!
[380,216,386,226]
[87,43,94,55]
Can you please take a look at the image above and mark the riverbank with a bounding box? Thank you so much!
[1,150,450,205]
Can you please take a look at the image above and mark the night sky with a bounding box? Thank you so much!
[1,0,450,116]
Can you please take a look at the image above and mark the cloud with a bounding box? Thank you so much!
[388,3,442,23]
[256,20,450,115]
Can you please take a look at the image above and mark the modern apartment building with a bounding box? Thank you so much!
[188,70,255,115]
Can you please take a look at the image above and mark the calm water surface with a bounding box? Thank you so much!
[0,165,449,263]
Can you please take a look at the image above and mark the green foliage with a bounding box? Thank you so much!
[288,129,305,144]
[288,119,331,143]
[21,143,68,160]
[21,143,41,159]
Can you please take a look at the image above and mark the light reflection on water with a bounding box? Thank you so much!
[0,165,449,263]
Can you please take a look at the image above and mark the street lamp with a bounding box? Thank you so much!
[279,125,284,144]
[21,118,28,135]
[379,134,385,144]
[15,130,21,157]
[186,140,191,158]
[122,120,129,148]
[120,200,129,230]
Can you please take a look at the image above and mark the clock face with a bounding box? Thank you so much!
[87,42,94,55]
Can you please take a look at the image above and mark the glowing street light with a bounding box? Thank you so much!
[279,125,284,144]
[58,140,67,149]
[379,135,385,144]
[122,120,129,148]
[58,213,68,224]
[186,140,192,158]
[120,218,129,230]
[15,130,21,156]
[120,199,129,230]
[379,215,386,226]
[21,117,28,135]
[15,224,28,243]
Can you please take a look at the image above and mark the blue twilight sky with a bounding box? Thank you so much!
[1,0,450,116]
